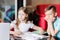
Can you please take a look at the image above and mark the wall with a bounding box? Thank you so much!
[0,0,15,6]
[31,0,60,7]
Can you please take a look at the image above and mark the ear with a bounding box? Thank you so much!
[26,14,28,17]
[55,12,57,16]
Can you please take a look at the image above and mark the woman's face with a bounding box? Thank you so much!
[18,10,28,21]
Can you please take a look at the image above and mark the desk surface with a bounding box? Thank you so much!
[10,34,60,40]
[10,35,58,40]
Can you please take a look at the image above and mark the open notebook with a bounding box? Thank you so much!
[0,23,10,40]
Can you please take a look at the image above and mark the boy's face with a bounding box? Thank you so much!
[45,9,57,22]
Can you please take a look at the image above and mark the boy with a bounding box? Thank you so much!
[44,5,60,39]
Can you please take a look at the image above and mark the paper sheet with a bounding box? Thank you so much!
[19,32,49,40]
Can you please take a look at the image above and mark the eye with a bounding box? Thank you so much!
[50,13,52,15]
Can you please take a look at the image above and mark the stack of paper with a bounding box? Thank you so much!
[19,32,49,40]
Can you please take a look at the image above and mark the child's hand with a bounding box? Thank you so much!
[44,16,55,23]
[14,31,22,37]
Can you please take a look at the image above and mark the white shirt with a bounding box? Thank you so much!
[10,20,34,33]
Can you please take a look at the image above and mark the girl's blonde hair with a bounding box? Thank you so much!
[16,7,31,29]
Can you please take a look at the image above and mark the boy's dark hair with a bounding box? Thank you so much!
[45,5,56,12]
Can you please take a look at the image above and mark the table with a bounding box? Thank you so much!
[10,34,60,40]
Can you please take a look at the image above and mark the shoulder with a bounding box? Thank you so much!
[27,21,34,26]
[54,17,60,26]
[27,21,33,24]
[54,17,60,30]
[26,21,34,28]
[11,20,17,24]
[56,17,60,23]
[10,20,17,27]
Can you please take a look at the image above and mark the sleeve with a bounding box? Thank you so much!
[29,22,34,28]
[55,20,60,31]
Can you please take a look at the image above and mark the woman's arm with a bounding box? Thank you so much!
[32,25,45,34]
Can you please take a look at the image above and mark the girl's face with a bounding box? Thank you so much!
[18,10,28,21]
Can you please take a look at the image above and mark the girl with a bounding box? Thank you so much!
[10,7,44,37]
